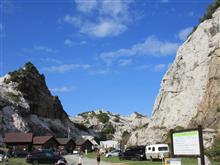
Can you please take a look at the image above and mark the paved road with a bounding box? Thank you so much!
[64,154,115,165]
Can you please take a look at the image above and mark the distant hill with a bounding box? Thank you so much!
[70,110,149,144]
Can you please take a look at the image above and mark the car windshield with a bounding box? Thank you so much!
[45,152,53,157]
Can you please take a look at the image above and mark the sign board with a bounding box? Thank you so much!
[172,130,200,155]
[170,126,205,165]
[170,158,181,165]
[164,158,181,165]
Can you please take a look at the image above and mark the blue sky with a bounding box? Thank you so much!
[0,0,213,117]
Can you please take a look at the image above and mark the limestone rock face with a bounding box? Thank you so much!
[128,8,220,148]
[0,62,81,145]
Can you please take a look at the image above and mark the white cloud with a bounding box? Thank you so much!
[80,19,127,38]
[40,58,62,64]
[50,86,75,93]
[75,0,97,13]
[99,36,179,65]
[64,0,134,38]
[118,59,132,67]
[153,64,167,72]
[64,39,74,47]
[177,27,193,41]
[88,68,110,75]
[23,45,57,54]
[42,64,91,73]
[33,45,57,53]
[64,39,87,47]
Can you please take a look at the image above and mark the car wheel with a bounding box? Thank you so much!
[33,160,39,165]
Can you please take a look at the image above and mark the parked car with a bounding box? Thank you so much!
[12,149,28,157]
[0,149,9,161]
[72,150,79,154]
[145,144,169,161]
[26,150,66,164]
[119,146,146,161]
[105,150,121,157]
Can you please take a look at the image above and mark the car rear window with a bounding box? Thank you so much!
[158,147,168,151]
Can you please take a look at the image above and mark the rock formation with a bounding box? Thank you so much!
[0,62,81,145]
[70,110,149,142]
[128,7,220,148]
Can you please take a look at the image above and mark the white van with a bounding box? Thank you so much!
[145,144,169,160]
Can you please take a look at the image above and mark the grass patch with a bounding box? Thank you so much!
[86,152,219,165]
[2,158,51,165]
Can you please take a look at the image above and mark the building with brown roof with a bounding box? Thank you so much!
[75,138,93,152]
[4,132,33,155]
[33,136,59,150]
[56,138,75,153]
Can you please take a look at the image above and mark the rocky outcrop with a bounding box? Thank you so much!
[128,7,220,148]
[70,110,149,142]
[0,62,81,145]
[3,62,68,120]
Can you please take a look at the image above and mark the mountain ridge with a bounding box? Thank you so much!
[0,62,82,145]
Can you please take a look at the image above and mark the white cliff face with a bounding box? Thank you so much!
[151,7,220,129]
[128,8,220,148]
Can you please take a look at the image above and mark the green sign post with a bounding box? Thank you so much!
[170,125,205,165]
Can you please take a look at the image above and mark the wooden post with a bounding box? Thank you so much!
[170,129,174,158]
[198,125,205,165]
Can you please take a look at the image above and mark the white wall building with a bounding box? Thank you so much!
[100,140,119,149]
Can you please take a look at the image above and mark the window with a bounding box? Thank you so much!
[45,152,53,157]
[158,147,168,151]
[152,147,155,151]
[148,147,151,150]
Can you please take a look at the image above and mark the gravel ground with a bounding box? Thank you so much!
[64,154,114,165]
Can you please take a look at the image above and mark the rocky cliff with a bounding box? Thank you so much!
[128,7,220,148]
[70,110,149,143]
[0,62,81,145]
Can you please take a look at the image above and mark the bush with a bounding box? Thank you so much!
[216,107,220,112]
[206,135,220,161]
[200,0,220,23]
[6,92,20,103]
[187,0,220,38]
[74,123,88,132]
[103,124,115,134]
[97,112,109,123]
